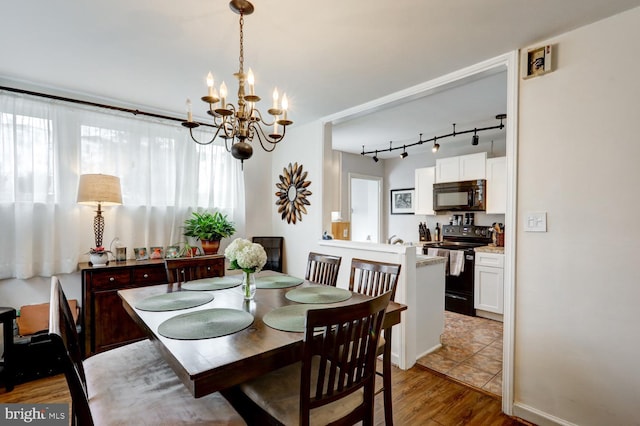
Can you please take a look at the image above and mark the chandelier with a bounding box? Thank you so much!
[182,0,293,167]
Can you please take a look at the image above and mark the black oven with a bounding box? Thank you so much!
[423,225,492,316]
[433,180,486,212]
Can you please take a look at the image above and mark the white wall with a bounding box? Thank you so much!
[514,7,640,426]
[269,120,326,278]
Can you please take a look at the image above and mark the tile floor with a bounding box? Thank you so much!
[416,310,504,396]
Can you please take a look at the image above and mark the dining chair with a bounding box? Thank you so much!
[304,252,342,286]
[164,254,224,284]
[252,236,284,272]
[349,258,402,426]
[47,276,246,426]
[226,291,392,426]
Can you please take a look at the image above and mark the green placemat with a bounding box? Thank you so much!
[255,275,304,289]
[285,285,352,304]
[263,304,332,332]
[135,292,214,312]
[157,308,254,340]
[182,276,242,291]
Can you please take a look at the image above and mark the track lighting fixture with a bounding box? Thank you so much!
[360,114,506,159]
[400,146,408,159]
[472,129,479,146]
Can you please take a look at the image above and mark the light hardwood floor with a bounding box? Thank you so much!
[1,363,531,425]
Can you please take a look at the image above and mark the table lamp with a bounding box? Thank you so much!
[77,174,123,248]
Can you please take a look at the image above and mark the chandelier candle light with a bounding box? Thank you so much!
[183,0,293,168]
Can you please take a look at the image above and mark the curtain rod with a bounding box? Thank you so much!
[0,85,217,129]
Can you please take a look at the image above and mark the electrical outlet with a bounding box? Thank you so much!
[524,211,547,232]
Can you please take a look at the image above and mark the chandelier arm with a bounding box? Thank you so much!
[249,122,284,152]
[188,126,222,145]
[251,108,277,127]
[217,111,239,140]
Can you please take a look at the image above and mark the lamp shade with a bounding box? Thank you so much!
[77,174,123,205]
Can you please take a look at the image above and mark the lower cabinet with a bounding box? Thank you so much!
[474,252,504,318]
[81,257,224,357]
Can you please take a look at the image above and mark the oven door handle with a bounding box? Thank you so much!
[445,293,468,301]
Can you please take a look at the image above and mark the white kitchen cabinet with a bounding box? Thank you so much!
[486,156,506,214]
[414,166,435,215]
[474,252,504,316]
[435,152,487,183]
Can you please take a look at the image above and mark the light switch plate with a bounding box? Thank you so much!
[524,211,547,232]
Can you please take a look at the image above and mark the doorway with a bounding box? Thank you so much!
[329,51,518,413]
[348,173,382,243]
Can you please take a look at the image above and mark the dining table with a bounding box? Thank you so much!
[118,270,407,398]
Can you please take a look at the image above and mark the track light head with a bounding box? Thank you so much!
[373,150,379,162]
[432,141,440,153]
[472,134,479,146]
[400,146,408,159]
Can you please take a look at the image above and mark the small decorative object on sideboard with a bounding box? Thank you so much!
[182,210,236,255]
[134,247,148,260]
[150,246,164,259]
[87,246,110,267]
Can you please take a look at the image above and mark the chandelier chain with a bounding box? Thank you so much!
[238,14,244,74]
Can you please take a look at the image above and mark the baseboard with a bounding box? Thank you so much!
[415,343,442,360]
[513,402,578,426]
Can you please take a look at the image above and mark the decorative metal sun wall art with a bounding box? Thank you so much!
[275,162,312,224]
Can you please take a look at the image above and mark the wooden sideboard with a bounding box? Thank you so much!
[80,256,225,357]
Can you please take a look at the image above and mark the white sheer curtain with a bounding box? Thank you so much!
[0,91,244,279]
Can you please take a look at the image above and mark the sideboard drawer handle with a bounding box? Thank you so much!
[143,273,149,278]
[207,266,211,271]
[109,277,115,282]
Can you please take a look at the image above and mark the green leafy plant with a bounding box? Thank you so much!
[182,211,236,242]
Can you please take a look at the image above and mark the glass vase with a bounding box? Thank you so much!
[242,271,256,300]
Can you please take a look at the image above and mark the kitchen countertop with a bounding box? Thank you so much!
[416,255,448,267]
[475,245,505,254]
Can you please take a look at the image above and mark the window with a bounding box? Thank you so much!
[0,91,244,279]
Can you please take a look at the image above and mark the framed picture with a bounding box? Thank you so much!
[523,44,553,79]
[150,246,164,259]
[134,247,148,260]
[165,245,180,259]
[390,188,415,215]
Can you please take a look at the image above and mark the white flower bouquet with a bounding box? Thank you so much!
[225,238,267,274]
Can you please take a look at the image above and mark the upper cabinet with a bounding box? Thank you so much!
[435,152,487,183]
[414,166,435,215]
[486,156,506,214]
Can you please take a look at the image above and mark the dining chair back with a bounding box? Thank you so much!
[349,258,401,300]
[251,236,284,272]
[348,258,401,425]
[233,291,392,426]
[304,252,342,286]
[164,254,224,284]
[48,277,246,426]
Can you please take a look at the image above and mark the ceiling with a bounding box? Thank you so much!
[2,0,639,157]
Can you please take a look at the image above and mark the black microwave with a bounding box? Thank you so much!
[433,179,486,211]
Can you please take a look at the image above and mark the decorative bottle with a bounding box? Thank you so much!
[434,222,441,242]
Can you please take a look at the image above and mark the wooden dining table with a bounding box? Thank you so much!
[118,271,407,398]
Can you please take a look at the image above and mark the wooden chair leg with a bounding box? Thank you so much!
[383,327,393,426]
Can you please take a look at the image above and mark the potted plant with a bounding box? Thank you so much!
[182,210,236,255]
